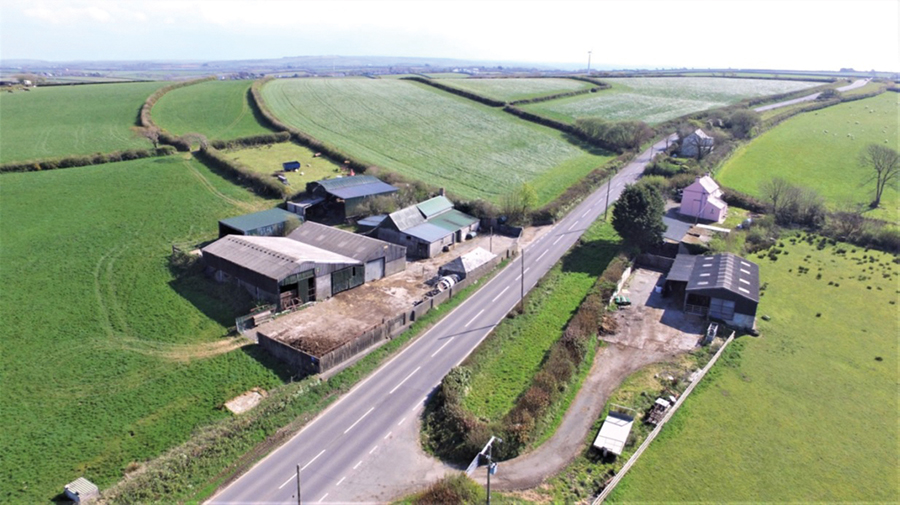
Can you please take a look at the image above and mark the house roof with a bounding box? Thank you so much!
[310,175,398,200]
[592,412,634,455]
[288,221,401,262]
[416,195,454,218]
[387,206,426,231]
[405,222,454,243]
[685,175,721,196]
[219,208,296,233]
[202,235,359,281]
[428,209,479,232]
[686,253,759,302]
[692,128,712,140]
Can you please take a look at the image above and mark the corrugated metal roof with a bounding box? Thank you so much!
[686,253,759,302]
[388,206,426,231]
[202,235,360,281]
[405,222,453,243]
[592,413,634,456]
[357,215,387,228]
[416,196,454,218]
[65,477,99,497]
[219,208,296,233]
[667,254,697,283]
[287,221,403,262]
[329,180,398,200]
[428,208,478,232]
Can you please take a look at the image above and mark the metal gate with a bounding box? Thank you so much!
[365,258,384,282]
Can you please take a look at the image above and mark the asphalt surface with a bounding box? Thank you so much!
[753,78,869,112]
[208,136,674,504]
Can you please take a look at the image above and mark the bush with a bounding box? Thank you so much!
[575,118,654,152]
[413,474,482,505]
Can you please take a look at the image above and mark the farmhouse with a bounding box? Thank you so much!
[375,195,479,258]
[218,208,298,238]
[679,175,727,223]
[304,175,398,218]
[203,221,405,310]
[679,128,715,159]
[664,253,760,330]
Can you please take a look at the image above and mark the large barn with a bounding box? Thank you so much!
[303,175,398,219]
[374,196,479,258]
[202,223,406,310]
[664,253,760,330]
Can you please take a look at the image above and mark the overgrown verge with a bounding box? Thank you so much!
[402,473,483,505]
[97,263,508,503]
[422,221,627,463]
[0,146,176,173]
[401,76,507,107]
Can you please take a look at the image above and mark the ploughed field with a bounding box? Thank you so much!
[521,77,820,124]
[0,156,288,502]
[718,92,900,223]
[152,79,274,141]
[260,78,614,204]
[610,236,899,502]
[436,77,594,102]
[0,81,168,163]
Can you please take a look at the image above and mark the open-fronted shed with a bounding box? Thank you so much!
[306,175,398,218]
[664,253,760,329]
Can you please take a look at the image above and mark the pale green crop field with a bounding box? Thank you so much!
[522,77,819,124]
[610,236,899,502]
[718,92,899,222]
[0,81,167,163]
[228,141,344,188]
[436,77,592,102]
[152,79,272,140]
[261,78,614,204]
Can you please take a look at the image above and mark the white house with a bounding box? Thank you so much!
[680,175,727,223]
[680,128,715,159]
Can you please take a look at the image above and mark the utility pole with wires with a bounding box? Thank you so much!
[587,50,592,74]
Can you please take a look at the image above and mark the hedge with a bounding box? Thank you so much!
[502,105,626,153]
[0,146,176,173]
[209,131,291,150]
[400,76,507,107]
[194,146,290,199]
[139,76,216,152]
[509,86,604,106]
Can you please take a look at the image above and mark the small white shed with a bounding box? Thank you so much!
[64,477,99,503]
[592,412,634,456]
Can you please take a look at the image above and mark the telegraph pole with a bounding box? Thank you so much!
[520,248,525,312]
[296,464,301,505]
[587,50,592,74]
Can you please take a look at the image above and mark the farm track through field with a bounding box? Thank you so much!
[184,159,257,212]
[221,93,252,138]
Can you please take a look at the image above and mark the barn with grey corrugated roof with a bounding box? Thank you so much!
[374,196,479,258]
[287,221,406,281]
[664,253,760,329]
[304,175,398,218]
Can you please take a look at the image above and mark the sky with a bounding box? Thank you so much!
[1,0,898,71]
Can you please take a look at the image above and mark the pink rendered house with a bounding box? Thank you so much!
[680,175,727,223]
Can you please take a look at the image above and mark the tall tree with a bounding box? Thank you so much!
[859,144,899,207]
[612,184,666,250]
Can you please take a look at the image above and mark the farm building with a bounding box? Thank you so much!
[203,222,405,310]
[287,221,406,281]
[679,128,715,159]
[218,208,299,238]
[282,160,301,171]
[592,412,634,457]
[664,253,760,330]
[439,247,497,280]
[375,196,479,258]
[679,175,727,223]
[304,175,398,218]
[64,477,99,503]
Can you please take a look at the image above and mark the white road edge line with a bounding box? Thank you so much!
[344,408,374,434]
[552,236,562,245]
[398,416,407,426]
[318,493,328,503]
[389,367,421,395]
[430,337,454,358]
[353,461,362,470]
[336,476,346,487]
[464,309,485,328]
[491,286,509,303]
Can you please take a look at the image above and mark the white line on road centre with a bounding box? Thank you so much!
[336,476,346,487]
[431,337,454,358]
[491,286,509,303]
[465,309,485,328]
[277,449,327,488]
[384,431,392,440]
[568,220,579,231]
[389,367,421,395]
[582,209,590,218]
[537,250,547,262]
[369,445,378,455]
[398,417,407,426]
[553,236,562,245]
[344,407,374,434]
[318,493,328,503]
[353,461,362,470]
[278,475,295,489]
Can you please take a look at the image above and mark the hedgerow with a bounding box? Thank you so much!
[0,146,176,173]
[194,146,290,199]
[401,76,507,107]
[139,76,216,151]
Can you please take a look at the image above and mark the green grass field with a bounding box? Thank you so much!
[151,79,273,141]
[436,77,592,102]
[0,81,167,163]
[0,156,288,502]
[610,236,899,502]
[521,77,819,125]
[260,78,614,204]
[718,92,900,222]
[227,141,344,188]
[461,220,620,420]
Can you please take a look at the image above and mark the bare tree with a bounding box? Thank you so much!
[132,125,161,148]
[759,177,792,216]
[859,144,899,208]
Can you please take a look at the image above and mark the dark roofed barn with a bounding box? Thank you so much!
[218,208,298,238]
[306,175,398,218]
[287,221,406,281]
[664,253,760,330]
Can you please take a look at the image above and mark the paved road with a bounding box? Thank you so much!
[208,136,675,504]
[753,78,869,112]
